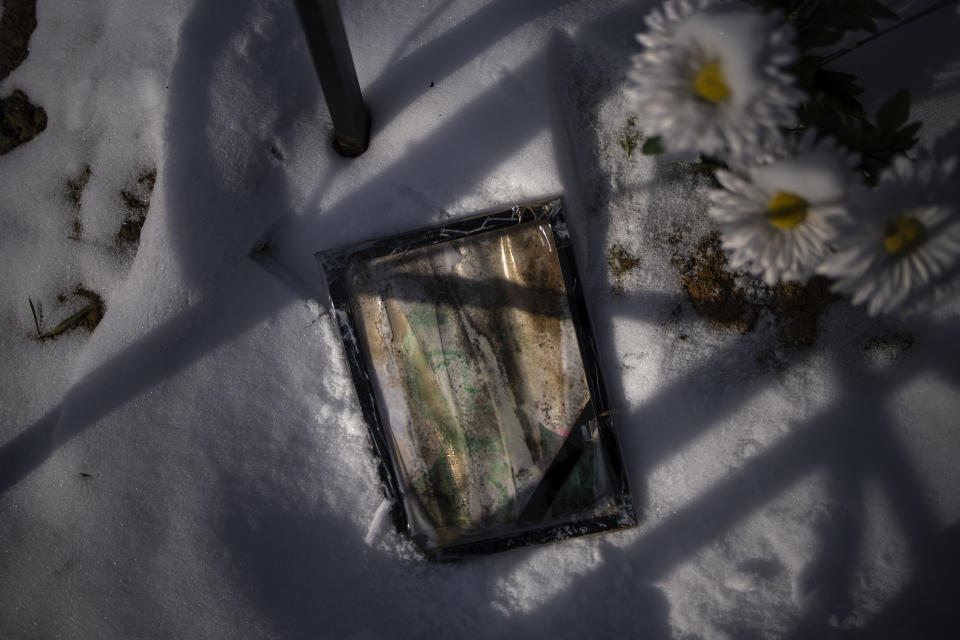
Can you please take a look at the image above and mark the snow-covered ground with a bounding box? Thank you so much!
[2,0,959,637]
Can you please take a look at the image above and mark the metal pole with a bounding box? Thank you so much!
[294,0,371,157]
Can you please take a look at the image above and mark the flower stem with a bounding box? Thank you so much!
[822,0,956,65]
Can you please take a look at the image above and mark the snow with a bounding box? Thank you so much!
[2,0,960,638]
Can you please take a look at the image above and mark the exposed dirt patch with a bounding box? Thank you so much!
[66,164,92,210]
[30,286,105,341]
[674,232,756,332]
[767,278,836,349]
[66,288,106,333]
[0,88,46,154]
[864,332,914,361]
[0,0,37,81]
[66,164,92,238]
[0,1,46,155]
[117,168,157,246]
[673,232,838,350]
[618,117,641,157]
[608,243,640,292]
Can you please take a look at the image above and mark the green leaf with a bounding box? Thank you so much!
[876,89,911,132]
[799,24,844,49]
[897,121,922,141]
[799,66,868,138]
[884,121,922,152]
[798,0,900,50]
[642,136,664,155]
[790,56,823,90]
[863,0,899,22]
[816,69,865,97]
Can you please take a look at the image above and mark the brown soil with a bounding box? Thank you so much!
[0,88,46,154]
[675,232,756,332]
[66,165,92,238]
[67,165,92,210]
[674,232,838,349]
[117,168,157,245]
[0,1,43,155]
[768,278,836,348]
[0,0,36,81]
[72,287,106,333]
[33,286,105,341]
[608,244,640,292]
[864,332,914,361]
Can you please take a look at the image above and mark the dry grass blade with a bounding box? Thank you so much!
[31,288,105,341]
[28,298,41,336]
[37,300,103,341]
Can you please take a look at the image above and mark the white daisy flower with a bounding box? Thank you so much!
[817,153,960,316]
[708,136,858,284]
[625,0,804,157]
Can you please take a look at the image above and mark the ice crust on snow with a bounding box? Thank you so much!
[2,0,960,638]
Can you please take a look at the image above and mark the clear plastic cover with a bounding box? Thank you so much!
[321,199,635,559]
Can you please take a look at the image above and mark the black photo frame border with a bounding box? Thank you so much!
[318,197,636,560]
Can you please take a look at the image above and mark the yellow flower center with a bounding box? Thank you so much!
[766,192,809,230]
[884,217,925,255]
[693,61,731,103]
